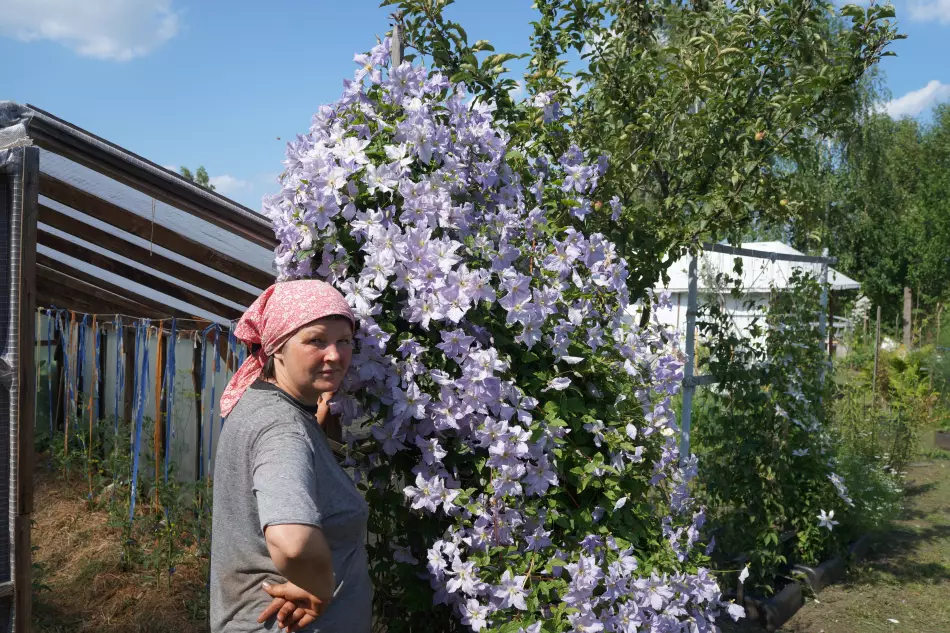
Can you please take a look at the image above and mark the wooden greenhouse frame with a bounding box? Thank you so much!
[0,102,278,633]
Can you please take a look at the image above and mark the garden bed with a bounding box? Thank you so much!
[30,459,208,633]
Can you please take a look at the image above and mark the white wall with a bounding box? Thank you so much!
[655,291,771,340]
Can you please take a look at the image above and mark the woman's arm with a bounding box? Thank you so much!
[264,523,335,604]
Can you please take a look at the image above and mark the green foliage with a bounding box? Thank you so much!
[386,0,901,296]
[786,105,950,328]
[574,0,899,295]
[692,270,844,591]
[837,341,949,467]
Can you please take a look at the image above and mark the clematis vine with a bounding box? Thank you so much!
[263,36,739,633]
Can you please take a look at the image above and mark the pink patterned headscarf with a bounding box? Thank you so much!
[219,280,355,418]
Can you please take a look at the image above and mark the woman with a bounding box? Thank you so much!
[210,280,371,633]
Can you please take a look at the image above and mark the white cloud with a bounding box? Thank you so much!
[878,80,950,119]
[0,0,180,61]
[508,80,527,102]
[907,0,950,23]
[209,175,251,197]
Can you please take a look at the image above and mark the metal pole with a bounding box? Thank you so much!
[818,248,829,340]
[819,248,829,385]
[680,253,699,464]
[828,292,835,358]
[903,287,912,349]
[872,305,881,409]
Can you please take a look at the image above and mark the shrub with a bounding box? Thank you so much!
[692,270,850,591]
[261,38,740,633]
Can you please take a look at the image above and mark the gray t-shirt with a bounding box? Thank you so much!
[210,381,372,632]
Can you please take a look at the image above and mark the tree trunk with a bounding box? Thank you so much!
[903,286,912,349]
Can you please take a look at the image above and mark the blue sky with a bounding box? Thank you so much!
[2,0,948,211]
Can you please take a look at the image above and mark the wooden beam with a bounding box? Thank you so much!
[37,290,153,321]
[40,174,275,290]
[38,229,243,320]
[36,261,193,320]
[24,104,278,249]
[39,204,258,306]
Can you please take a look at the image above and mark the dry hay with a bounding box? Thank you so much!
[32,459,208,633]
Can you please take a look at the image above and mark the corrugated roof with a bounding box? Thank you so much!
[659,241,861,293]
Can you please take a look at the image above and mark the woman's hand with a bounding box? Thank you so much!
[315,391,334,427]
[257,581,326,632]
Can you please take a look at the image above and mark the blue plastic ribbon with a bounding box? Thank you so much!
[228,323,237,378]
[109,317,123,500]
[209,326,220,468]
[129,319,151,523]
[128,321,141,480]
[76,315,88,428]
[198,325,213,482]
[46,310,53,439]
[93,321,101,421]
[130,321,140,441]
[164,319,177,482]
[62,312,72,432]
[76,315,88,454]
[115,317,124,431]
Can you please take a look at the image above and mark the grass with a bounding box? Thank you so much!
[31,459,208,633]
[721,434,950,633]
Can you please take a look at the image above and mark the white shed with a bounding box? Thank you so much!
[656,241,861,337]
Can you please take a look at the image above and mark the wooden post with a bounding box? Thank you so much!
[679,253,699,463]
[915,283,920,346]
[903,287,912,349]
[11,146,40,633]
[123,326,136,423]
[390,11,404,67]
[872,306,882,408]
[819,248,829,386]
[938,304,943,346]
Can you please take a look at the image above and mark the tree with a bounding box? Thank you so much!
[386,0,901,298]
[785,105,950,330]
[178,165,216,191]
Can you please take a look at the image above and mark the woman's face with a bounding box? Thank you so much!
[272,317,354,405]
